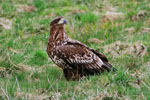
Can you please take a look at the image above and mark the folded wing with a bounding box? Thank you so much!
[54,40,113,73]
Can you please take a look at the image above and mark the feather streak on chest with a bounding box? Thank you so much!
[51,53,66,69]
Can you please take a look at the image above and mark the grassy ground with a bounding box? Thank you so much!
[0,0,150,99]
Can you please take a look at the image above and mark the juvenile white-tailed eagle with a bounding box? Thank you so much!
[47,17,116,81]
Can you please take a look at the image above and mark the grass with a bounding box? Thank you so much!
[0,0,150,99]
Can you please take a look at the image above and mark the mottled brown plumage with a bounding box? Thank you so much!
[47,17,116,81]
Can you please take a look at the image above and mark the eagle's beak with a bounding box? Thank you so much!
[63,19,67,24]
[58,18,67,24]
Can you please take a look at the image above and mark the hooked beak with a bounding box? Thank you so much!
[63,19,67,24]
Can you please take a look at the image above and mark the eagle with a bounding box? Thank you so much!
[47,17,116,81]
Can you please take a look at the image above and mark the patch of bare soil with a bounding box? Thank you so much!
[103,41,147,57]
[102,11,125,23]
[0,18,12,30]
[16,5,36,12]
[15,92,50,100]
[131,10,147,21]
[88,38,104,44]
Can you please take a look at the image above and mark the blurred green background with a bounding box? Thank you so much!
[0,0,150,99]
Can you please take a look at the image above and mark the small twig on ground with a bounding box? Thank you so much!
[16,77,21,91]
[0,87,10,100]
[142,81,150,90]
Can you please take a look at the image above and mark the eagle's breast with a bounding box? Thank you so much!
[47,42,67,69]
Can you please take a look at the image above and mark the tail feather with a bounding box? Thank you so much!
[102,62,117,72]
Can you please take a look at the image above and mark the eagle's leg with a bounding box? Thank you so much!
[72,70,82,81]
[63,68,82,81]
[63,68,73,81]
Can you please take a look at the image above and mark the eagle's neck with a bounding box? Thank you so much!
[49,26,67,44]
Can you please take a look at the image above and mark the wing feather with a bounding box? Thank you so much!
[67,38,109,62]
[55,40,112,72]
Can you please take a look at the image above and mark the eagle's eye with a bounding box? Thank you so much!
[50,17,67,26]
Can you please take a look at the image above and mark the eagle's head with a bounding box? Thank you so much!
[50,16,67,27]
